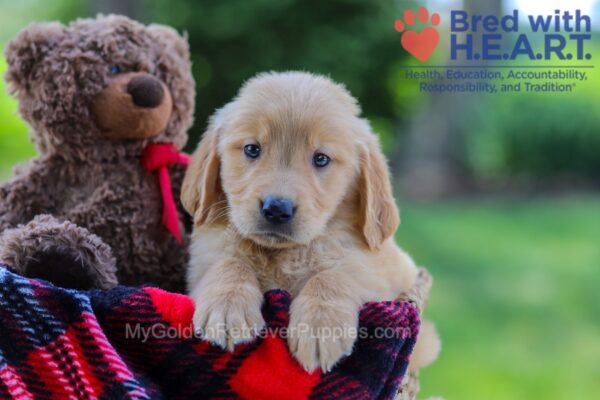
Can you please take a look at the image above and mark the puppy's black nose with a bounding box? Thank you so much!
[127,74,165,108]
[261,196,296,225]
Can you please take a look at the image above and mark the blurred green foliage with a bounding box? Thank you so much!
[0,54,35,181]
[467,95,600,183]
[464,40,600,184]
[1,0,415,176]
[0,0,85,180]
[397,197,600,400]
[2,0,599,183]
[139,0,414,151]
[0,0,85,43]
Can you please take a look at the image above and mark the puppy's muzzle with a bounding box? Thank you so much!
[261,196,296,225]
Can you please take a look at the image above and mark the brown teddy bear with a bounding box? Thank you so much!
[0,15,195,292]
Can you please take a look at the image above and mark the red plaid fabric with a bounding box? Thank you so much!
[0,265,419,399]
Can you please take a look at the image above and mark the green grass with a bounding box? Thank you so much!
[395,197,600,400]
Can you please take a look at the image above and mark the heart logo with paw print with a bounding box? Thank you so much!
[395,7,441,62]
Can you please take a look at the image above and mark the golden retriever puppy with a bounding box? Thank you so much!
[182,71,437,372]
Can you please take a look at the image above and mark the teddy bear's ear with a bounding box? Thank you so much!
[147,24,190,61]
[4,22,65,95]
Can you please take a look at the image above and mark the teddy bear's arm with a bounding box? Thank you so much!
[0,214,118,289]
[0,160,119,290]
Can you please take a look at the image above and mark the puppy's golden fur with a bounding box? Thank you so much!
[182,71,438,372]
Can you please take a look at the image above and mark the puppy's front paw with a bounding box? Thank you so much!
[288,295,358,372]
[192,286,265,351]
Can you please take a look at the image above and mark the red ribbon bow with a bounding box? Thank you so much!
[142,143,191,242]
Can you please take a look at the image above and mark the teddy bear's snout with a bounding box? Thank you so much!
[127,75,165,108]
[93,72,173,140]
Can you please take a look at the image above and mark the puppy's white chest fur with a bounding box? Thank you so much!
[187,224,417,300]
[187,225,337,295]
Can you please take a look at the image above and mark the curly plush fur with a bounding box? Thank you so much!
[0,15,195,291]
[0,215,118,289]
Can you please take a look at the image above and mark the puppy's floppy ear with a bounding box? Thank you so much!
[358,128,400,250]
[181,120,223,226]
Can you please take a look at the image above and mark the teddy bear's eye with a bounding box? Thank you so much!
[110,65,121,75]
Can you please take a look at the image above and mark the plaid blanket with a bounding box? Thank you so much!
[0,264,419,399]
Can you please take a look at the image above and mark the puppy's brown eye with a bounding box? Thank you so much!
[313,153,330,168]
[244,144,261,159]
